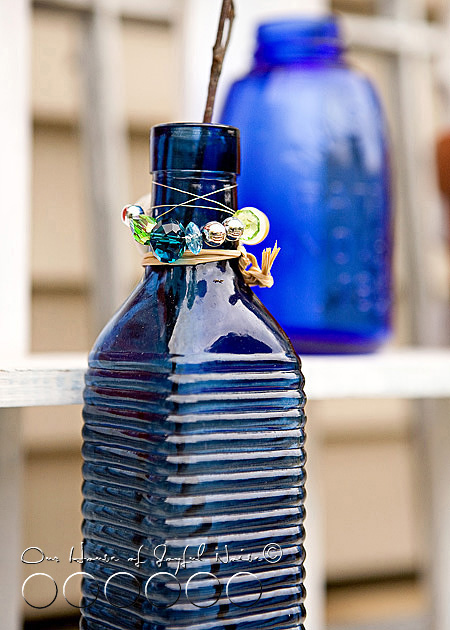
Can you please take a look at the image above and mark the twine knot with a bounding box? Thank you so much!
[238,242,281,288]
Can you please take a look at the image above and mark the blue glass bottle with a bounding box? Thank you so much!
[220,17,392,354]
[80,123,306,629]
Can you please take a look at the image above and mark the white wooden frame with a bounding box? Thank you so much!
[3,1,450,629]
[0,1,31,630]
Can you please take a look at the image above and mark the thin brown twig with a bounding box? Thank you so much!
[203,0,235,124]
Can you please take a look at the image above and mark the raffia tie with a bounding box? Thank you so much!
[141,243,280,289]
[238,242,280,288]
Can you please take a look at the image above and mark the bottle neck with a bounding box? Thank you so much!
[253,17,344,69]
[145,170,239,279]
[151,170,238,232]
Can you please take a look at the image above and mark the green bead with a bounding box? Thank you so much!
[129,215,157,245]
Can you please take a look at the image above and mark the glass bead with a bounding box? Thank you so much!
[149,221,186,263]
[202,221,226,247]
[121,204,143,227]
[129,215,157,245]
[235,207,270,245]
[223,216,244,241]
[185,222,203,255]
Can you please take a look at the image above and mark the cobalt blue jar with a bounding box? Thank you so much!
[80,123,307,629]
[220,17,392,353]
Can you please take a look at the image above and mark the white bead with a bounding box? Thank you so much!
[121,204,143,226]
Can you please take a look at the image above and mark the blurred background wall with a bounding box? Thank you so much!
[19,0,450,628]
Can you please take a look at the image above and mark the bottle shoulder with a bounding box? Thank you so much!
[226,62,382,107]
[89,261,301,371]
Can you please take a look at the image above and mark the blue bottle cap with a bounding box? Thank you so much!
[150,123,240,175]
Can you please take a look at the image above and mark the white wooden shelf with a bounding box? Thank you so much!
[1,348,449,408]
[303,348,450,400]
[0,353,86,408]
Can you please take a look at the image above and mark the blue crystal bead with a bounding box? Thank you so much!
[149,221,186,263]
[185,222,203,255]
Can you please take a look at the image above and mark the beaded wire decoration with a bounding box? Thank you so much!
[122,182,280,288]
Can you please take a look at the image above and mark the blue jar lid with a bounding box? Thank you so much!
[254,16,343,64]
[150,123,240,174]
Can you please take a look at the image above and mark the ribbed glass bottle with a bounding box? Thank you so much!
[80,123,307,630]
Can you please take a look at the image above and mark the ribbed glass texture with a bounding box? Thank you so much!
[220,17,392,354]
[80,124,307,629]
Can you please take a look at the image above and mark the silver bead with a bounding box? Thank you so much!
[202,221,227,247]
[223,216,244,241]
[121,204,144,226]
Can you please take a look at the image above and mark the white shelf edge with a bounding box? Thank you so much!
[0,348,449,408]
[0,353,87,408]
[303,348,450,400]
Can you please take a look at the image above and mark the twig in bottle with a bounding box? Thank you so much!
[203,0,235,124]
